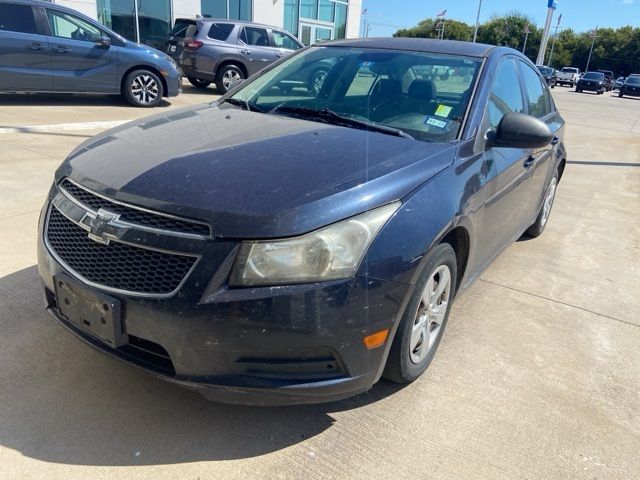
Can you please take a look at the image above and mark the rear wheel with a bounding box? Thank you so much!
[526,171,558,238]
[383,243,457,383]
[216,64,244,94]
[187,77,211,89]
[123,69,163,107]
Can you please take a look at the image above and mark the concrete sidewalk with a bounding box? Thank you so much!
[0,86,638,480]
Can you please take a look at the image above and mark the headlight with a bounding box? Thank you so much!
[229,202,401,286]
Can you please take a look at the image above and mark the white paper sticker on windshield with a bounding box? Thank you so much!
[425,117,447,128]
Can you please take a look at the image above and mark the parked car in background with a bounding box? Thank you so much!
[0,0,182,107]
[576,71,606,94]
[170,18,303,93]
[557,67,580,87]
[536,65,557,88]
[39,38,566,405]
[619,74,640,98]
[613,76,625,90]
[597,70,614,91]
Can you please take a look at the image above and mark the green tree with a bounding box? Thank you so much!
[476,12,541,62]
[394,18,473,42]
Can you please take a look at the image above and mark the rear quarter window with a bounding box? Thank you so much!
[0,4,38,34]
[208,23,234,41]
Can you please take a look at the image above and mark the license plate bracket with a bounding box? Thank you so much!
[54,274,127,348]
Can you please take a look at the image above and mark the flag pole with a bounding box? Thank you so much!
[473,0,483,42]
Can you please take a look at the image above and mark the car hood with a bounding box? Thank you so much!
[58,104,456,238]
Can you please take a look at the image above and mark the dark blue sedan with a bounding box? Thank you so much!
[38,38,566,405]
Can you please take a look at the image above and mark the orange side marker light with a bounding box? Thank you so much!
[363,329,390,349]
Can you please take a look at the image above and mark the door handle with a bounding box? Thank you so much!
[524,156,535,168]
[54,46,70,53]
[27,42,43,50]
[240,49,251,54]
[551,136,560,146]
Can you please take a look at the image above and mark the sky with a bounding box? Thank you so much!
[361,0,640,37]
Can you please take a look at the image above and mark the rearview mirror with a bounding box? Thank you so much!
[488,112,554,149]
[97,35,111,48]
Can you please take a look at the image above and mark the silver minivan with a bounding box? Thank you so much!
[168,18,303,93]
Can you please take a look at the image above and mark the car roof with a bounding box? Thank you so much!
[175,17,277,30]
[323,37,498,58]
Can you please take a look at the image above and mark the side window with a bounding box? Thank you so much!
[46,10,102,42]
[208,23,234,41]
[345,64,378,96]
[519,61,550,119]
[272,30,301,50]
[487,58,525,130]
[0,4,38,34]
[239,26,269,47]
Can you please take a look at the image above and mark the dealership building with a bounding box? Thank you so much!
[51,0,363,51]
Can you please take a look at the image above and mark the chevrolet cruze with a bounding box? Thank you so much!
[38,38,566,405]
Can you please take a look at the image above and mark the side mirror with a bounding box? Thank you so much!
[97,35,111,48]
[488,112,554,149]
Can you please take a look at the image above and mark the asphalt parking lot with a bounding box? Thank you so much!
[0,83,638,479]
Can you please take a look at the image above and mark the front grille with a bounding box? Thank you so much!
[47,207,198,295]
[60,179,211,237]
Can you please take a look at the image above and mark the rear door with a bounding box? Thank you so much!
[43,7,119,93]
[518,60,561,219]
[238,25,278,76]
[0,2,52,91]
[270,29,303,60]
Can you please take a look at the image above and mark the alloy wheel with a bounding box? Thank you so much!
[409,265,451,364]
[130,74,159,104]
[540,176,558,228]
[222,70,242,90]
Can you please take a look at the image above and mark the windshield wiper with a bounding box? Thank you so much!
[223,98,263,112]
[270,106,414,140]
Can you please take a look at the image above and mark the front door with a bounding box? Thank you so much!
[0,2,52,91]
[299,22,333,46]
[238,25,279,76]
[44,8,119,93]
[474,58,535,270]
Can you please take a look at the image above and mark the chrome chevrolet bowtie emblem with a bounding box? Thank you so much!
[87,208,121,245]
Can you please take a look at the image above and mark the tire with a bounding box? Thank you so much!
[123,69,164,107]
[187,77,211,89]
[525,171,559,238]
[215,64,244,94]
[576,88,582,93]
[383,243,457,384]
[619,91,624,98]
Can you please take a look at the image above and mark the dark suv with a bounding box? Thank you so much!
[168,18,303,93]
[0,0,181,107]
[597,70,614,91]
[576,71,606,94]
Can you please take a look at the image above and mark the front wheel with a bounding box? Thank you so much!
[215,64,244,94]
[123,69,164,107]
[526,171,558,238]
[383,243,457,383]
[619,91,624,98]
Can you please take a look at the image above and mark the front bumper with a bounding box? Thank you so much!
[577,83,603,91]
[621,87,640,96]
[37,202,411,405]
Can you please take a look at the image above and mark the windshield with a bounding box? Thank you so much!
[537,67,553,75]
[229,46,482,143]
[583,72,604,80]
[561,68,577,73]
[626,76,640,85]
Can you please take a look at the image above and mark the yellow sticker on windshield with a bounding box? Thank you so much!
[435,104,453,118]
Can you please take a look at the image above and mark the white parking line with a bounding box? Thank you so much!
[0,120,128,134]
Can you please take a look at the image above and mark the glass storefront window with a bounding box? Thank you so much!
[283,0,298,36]
[318,0,334,22]
[335,2,347,39]
[96,0,170,51]
[201,0,252,20]
[201,0,226,18]
[299,0,317,20]
[137,0,170,50]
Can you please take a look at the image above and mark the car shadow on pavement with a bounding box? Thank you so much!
[0,94,172,108]
[0,266,402,466]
